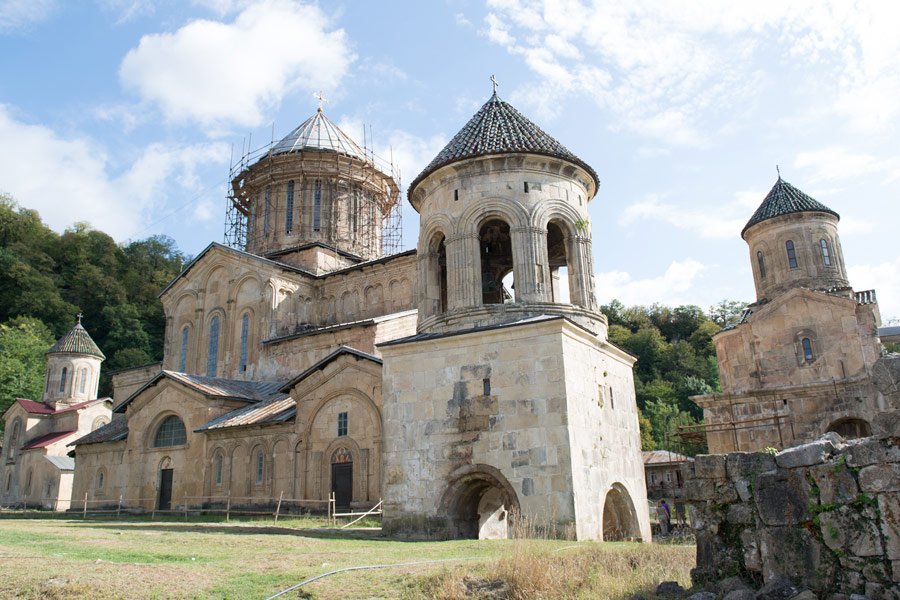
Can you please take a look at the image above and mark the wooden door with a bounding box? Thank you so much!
[158,468,173,510]
[331,463,352,510]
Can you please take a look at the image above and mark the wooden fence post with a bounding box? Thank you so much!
[274,491,283,524]
[183,493,188,520]
[226,495,231,522]
[83,492,88,519]
[117,495,123,520]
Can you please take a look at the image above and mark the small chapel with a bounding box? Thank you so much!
[51,88,650,541]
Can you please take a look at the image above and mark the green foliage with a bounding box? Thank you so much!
[708,299,749,328]
[0,316,56,429]
[0,195,186,397]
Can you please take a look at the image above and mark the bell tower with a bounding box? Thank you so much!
[43,315,105,409]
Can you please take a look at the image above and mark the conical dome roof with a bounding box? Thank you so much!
[409,93,599,196]
[270,108,366,161]
[742,177,839,237]
[46,318,105,360]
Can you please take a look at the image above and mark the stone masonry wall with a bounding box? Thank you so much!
[683,413,900,599]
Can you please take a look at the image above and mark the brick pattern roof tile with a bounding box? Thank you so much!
[742,177,839,236]
[409,93,599,196]
[70,417,128,446]
[22,430,77,450]
[46,323,105,359]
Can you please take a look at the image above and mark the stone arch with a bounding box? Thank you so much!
[364,283,384,316]
[230,444,248,497]
[321,435,363,506]
[147,411,188,449]
[826,417,871,439]
[421,230,448,317]
[303,388,383,442]
[249,442,269,492]
[6,418,22,464]
[389,279,410,312]
[602,482,641,541]
[208,445,227,492]
[478,217,515,304]
[794,328,819,366]
[91,416,109,432]
[531,200,582,232]
[437,464,520,540]
[272,439,291,496]
[417,214,456,253]
[459,198,529,234]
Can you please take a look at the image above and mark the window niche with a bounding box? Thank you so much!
[479,219,514,305]
[795,330,818,366]
[153,415,187,448]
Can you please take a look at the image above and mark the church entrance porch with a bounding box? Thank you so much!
[602,483,640,541]
[439,465,519,540]
[331,463,352,510]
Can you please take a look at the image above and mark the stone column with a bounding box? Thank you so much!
[511,227,550,303]
[446,232,480,309]
[569,234,596,309]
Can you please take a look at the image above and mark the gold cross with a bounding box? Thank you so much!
[314,90,329,111]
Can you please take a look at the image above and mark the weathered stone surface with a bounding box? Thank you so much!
[871,411,900,440]
[819,506,883,557]
[755,574,799,600]
[686,592,716,600]
[656,581,685,596]
[847,437,900,468]
[775,440,834,469]
[789,591,818,600]
[725,591,754,600]
[760,527,827,591]
[741,528,761,572]
[715,481,740,504]
[735,478,752,501]
[893,560,900,582]
[718,576,751,595]
[754,471,811,526]
[878,493,900,560]
[861,561,891,583]
[727,503,753,524]
[859,464,900,493]
[872,355,900,402]
[694,454,727,479]
[810,460,858,505]
[684,478,716,502]
[727,452,777,479]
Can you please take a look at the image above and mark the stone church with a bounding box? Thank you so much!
[61,91,650,541]
[692,176,891,454]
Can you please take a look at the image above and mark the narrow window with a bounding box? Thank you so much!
[7,422,19,464]
[206,317,219,378]
[757,251,767,278]
[483,378,491,396]
[59,367,67,393]
[665,472,671,483]
[313,180,322,232]
[820,239,831,266]
[179,327,189,372]
[79,368,87,394]
[786,240,798,268]
[215,454,223,485]
[264,185,271,236]
[651,473,656,484]
[524,182,529,193]
[610,389,615,410]
[5,473,10,492]
[285,180,294,234]
[337,412,348,437]
[239,314,249,372]
[44,368,50,392]
[256,451,264,484]
[25,470,32,494]
[98,471,104,489]
[454,189,459,201]
[802,337,814,361]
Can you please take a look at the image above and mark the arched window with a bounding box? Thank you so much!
[97,470,104,489]
[264,185,271,236]
[59,367,68,393]
[179,327,189,372]
[547,221,572,304]
[480,219,514,305]
[25,469,32,494]
[79,368,87,394]
[153,415,187,448]
[92,416,109,432]
[206,317,219,377]
[313,179,322,232]
[801,337,814,361]
[786,240,798,269]
[757,251,766,279]
[215,453,223,486]
[239,314,250,372]
[6,421,20,464]
[820,239,831,266]
[286,180,295,234]
[255,450,264,484]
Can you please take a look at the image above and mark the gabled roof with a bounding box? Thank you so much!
[69,417,128,446]
[47,319,105,359]
[409,92,599,197]
[4,397,109,418]
[270,108,366,161]
[742,177,839,237]
[158,242,314,298]
[45,455,74,471]
[642,450,689,465]
[114,370,288,413]
[194,397,296,432]
[22,430,77,450]
[278,346,382,393]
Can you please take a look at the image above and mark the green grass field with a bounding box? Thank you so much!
[0,515,695,599]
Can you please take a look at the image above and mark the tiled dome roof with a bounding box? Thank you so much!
[742,177,839,237]
[270,108,366,161]
[46,320,105,359]
[408,93,599,197]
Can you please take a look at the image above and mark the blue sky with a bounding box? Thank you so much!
[1,0,897,319]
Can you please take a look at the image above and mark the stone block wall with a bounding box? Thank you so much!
[684,420,900,599]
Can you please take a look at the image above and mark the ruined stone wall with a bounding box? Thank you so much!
[684,417,900,599]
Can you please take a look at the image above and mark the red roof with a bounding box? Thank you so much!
[12,398,109,415]
[22,430,77,450]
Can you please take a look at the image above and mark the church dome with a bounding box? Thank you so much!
[270,108,366,162]
[742,176,839,238]
[408,92,599,198]
[46,318,105,360]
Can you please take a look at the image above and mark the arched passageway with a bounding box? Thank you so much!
[479,219,513,305]
[546,221,571,304]
[602,483,640,541]
[440,466,519,539]
[826,418,871,440]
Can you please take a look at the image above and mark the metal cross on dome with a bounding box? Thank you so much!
[314,90,329,111]
[490,74,499,94]
[76,313,83,325]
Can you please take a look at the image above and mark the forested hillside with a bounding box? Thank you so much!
[0,195,186,415]
[0,194,747,451]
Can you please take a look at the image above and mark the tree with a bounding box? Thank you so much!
[708,299,749,328]
[0,317,55,429]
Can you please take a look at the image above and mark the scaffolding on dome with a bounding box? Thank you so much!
[224,126,403,259]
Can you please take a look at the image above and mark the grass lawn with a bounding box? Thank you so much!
[0,514,695,599]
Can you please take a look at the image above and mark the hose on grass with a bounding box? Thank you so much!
[264,556,487,599]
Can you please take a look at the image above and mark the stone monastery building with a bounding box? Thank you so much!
[1,92,651,541]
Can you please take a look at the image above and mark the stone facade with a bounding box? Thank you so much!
[684,423,900,599]
[693,177,888,454]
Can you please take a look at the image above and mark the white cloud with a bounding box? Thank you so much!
[119,0,355,130]
[0,105,229,240]
[619,193,751,239]
[794,146,900,184]
[848,256,900,321]
[595,259,707,306]
[0,0,56,32]
[481,1,900,145]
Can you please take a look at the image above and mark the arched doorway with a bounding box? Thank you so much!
[602,483,640,541]
[427,233,448,314]
[157,457,174,511]
[330,447,353,510]
[546,220,571,304]
[439,466,519,540]
[479,219,513,304]
[826,418,871,439]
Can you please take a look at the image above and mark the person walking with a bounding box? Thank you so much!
[658,499,671,536]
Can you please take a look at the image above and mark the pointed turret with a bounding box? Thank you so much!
[742,176,839,238]
[44,315,104,408]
